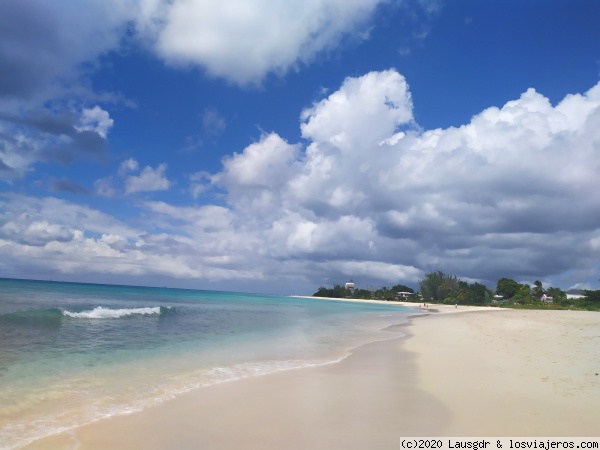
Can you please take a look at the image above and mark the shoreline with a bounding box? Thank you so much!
[289,294,503,314]
[289,294,415,307]
[26,307,600,449]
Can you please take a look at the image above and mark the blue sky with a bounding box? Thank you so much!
[1,0,600,294]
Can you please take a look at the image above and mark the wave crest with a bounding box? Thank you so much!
[62,306,165,319]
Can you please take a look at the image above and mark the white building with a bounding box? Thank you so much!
[345,281,355,295]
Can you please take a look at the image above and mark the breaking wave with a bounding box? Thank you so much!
[62,306,170,319]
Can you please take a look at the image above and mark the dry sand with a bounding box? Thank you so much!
[27,307,600,449]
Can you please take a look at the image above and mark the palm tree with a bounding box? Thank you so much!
[532,280,544,298]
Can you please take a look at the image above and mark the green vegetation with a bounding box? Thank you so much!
[313,272,600,311]
[313,284,349,298]
[418,270,457,303]
[313,284,415,301]
[577,290,600,310]
[418,271,492,305]
[512,284,532,304]
[496,277,520,298]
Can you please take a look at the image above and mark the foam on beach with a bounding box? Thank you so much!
[0,354,356,449]
[1,317,409,449]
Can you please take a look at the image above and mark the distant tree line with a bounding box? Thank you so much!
[313,284,414,301]
[418,270,491,305]
[491,277,600,310]
[313,271,600,311]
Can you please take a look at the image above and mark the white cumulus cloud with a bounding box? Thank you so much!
[300,69,414,151]
[119,158,140,176]
[1,0,392,95]
[95,159,172,197]
[151,0,387,85]
[124,163,171,194]
[75,106,114,138]
[0,0,394,182]
[198,69,600,289]
[2,69,600,293]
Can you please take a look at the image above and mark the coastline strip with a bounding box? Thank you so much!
[26,308,600,449]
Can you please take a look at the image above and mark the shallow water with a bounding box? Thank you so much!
[0,278,414,448]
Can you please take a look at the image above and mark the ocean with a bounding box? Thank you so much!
[0,278,415,448]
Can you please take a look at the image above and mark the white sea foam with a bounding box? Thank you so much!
[2,279,413,449]
[202,357,348,385]
[1,316,407,449]
[0,356,351,449]
[62,306,162,319]
[131,355,354,412]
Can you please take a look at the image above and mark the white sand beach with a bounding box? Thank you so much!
[27,306,600,449]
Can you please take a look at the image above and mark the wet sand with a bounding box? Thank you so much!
[27,308,600,449]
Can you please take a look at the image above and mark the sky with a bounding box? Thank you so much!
[1,0,600,295]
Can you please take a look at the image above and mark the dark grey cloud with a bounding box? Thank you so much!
[44,130,108,164]
[0,157,13,173]
[0,0,134,103]
[138,233,198,256]
[0,108,109,175]
[49,178,89,195]
[0,1,63,99]
[0,110,77,135]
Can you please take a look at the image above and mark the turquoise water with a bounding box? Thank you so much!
[0,278,414,448]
